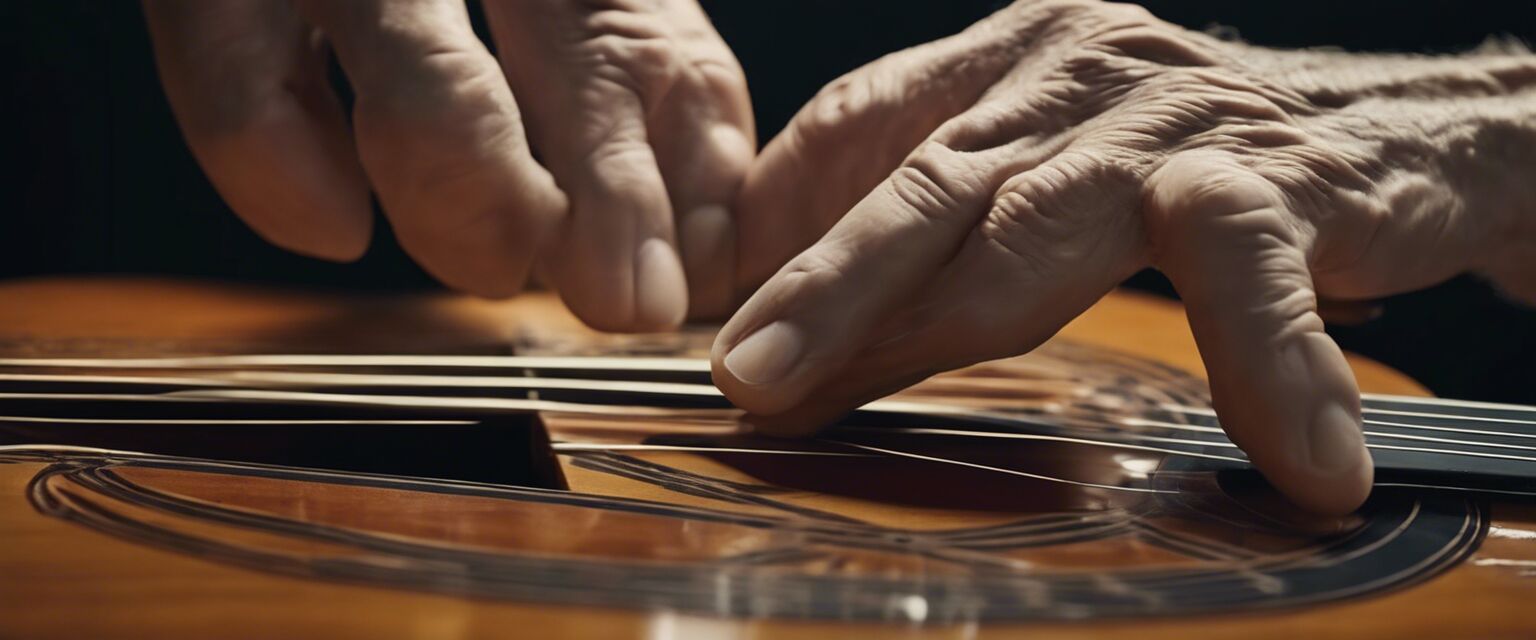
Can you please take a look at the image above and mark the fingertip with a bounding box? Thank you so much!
[1257,411,1373,516]
[222,172,375,264]
[722,321,804,385]
[264,227,371,263]
[634,238,689,331]
[679,203,737,319]
[711,320,810,416]
[661,122,751,320]
[260,195,375,264]
[1231,339,1374,516]
[189,101,376,266]
[1271,454,1375,516]
[1299,401,1375,514]
[556,238,683,333]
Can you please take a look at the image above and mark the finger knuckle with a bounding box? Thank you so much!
[980,152,1133,271]
[979,193,1060,278]
[355,44,513,124]
[1144,161,1296,257]
[1086,26,1216,68]
[579,32,680,98]
[1192,122,1310,152]
[1255,281,1326,343]
[997,0,1097,35]
[888,144,988,220]
[932,101,1054,154]
[580,124,655,175]
[683,56,748,98]
[773,248,849,300]
[793,67,892,149]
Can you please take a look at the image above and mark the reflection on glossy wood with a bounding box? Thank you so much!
[0,277,1530,639]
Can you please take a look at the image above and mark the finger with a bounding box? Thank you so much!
[743,150,1145,435]
[1145,152,1373,515]
[732,17,1041,294]
[486,3,688,331]
[712,142,999,416]
[645,1,755,319]
[143,0,371,261]
[295,0,566,298]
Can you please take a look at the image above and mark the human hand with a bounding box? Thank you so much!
[712,0,1536,513]
[144,0,754,330]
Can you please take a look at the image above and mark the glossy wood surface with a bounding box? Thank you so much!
[0,276,1531,639]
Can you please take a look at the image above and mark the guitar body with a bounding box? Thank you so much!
[0,277,1531,639]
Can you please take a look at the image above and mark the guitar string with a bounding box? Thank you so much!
[557,439,1535,500]
[1360,391,1536,414]
[5,366,1536,477]
[0,415,476,425]
[4,371,1536,454]
[822,440,1176,494]
[826,425,1249,463]
[3,354,1534,420]
[9,394,1536,498]
[0,384,1219,496]
[0,395,1521,497]
[0,354,716,372]
[1161,403,1536,436]
[172,390,1536,465]
[1120,416,1536,454]
[4,385,1536,469]
[551,443,875,457]
[1,383,1518,468]
[874,420,1536,463]
[47,415,1493,500]
[236,370,1536,436]
[1373,482,1536,498]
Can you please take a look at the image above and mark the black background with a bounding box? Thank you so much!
[2,1,1533,401]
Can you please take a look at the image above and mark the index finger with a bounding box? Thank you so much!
[711,143,997,415]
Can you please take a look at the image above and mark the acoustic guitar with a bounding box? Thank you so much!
[0,276,1531,639]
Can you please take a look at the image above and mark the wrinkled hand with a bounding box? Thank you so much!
[713,0,1536,513]
[145,0,754,329]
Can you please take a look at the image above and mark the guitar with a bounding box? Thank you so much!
[0,276,1531,639]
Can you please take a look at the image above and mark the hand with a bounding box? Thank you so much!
[712,0,1536,513]
[143,0,754,330]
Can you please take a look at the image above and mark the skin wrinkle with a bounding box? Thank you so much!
[717,0,1535,513]
[152,0,756,327]
[1245,45,1536,107]
[728,11,1040,294]
[576,34,681,108]
[482,0,755,328]
[563,92,651,176]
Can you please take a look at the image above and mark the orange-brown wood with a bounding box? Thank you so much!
[0,276,1528,639]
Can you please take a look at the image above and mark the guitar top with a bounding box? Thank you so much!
[0,277,1532,639]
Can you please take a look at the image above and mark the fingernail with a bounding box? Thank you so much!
[1307,402,1368,475]
[634,238,688,329]
[724,321,804,385]
[679,205,733,273]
